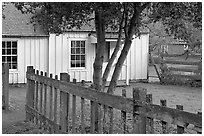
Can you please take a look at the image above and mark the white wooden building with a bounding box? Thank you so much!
[2,3,149,84]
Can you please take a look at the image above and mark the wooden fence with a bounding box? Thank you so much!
[160,53,202,85]
[2,63,9,110]
[26,66,202,134]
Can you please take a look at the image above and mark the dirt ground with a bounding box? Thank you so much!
[2,79,202,134]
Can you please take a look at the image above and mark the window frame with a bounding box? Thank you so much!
[69,39,86,69]
[2,40,18,71]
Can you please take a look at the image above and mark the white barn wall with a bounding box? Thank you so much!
[129,34,149,80]
[5,37,49,84]
[5,32,148,84]
[49,32,94,82]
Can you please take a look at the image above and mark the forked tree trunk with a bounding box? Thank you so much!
[101,10,125,91]
[93,7,106,92]
[107,3,140,94]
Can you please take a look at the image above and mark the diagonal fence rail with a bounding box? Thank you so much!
[26,66,202,134]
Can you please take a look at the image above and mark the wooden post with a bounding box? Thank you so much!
[49,74,54,133]
[60,73,70,132]
[146,94,154,134]
[176,105,184,134]
[43,72,48,128]
[81,81,85,134]
[98,103,103,134]
[121,89,127,134]
[90,101,95,133]
[196,112,202,134]
[160,99,168,134]
[53,75,58,133]
[132,87,147,134]
[35,70,39,124]
[26,66,32,121]
[30,68,35,122]
[39,71,43,127]
[26,66,35,122]
[2,63,9,110]
[149,52,161,82]
[72,78,76,133]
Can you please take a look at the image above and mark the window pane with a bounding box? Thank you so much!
[71,48,76,54]
[76,48,80,54]
[7,49,11,55]
[12,49,17,55]
[7,42,11,48]
[71,55,75,60]
[8,63,11,69]
[12,41,17,48]
[71,60,76,67]
[2,42,5,48]
[81,61,85,67]
[2,56,6,62]
[76,61,80,67]
[71,41,76,47]
[81,55,85,60]
[81,48,85,54]
[7,56,11,62]
[81,41,85,47]
[12,56,17,63]
[12,63,17,69]
[76,55,80,60]
[2,49,5,55]
[76,41,80,47]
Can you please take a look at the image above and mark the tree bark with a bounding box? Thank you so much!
[101,9,125,91]
[93,6,106,132]
[93,7,106,92]
[107,3,140,94]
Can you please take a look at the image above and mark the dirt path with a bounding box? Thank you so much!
[2,85,47,134]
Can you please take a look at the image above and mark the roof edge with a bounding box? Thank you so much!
[2,34,49,38]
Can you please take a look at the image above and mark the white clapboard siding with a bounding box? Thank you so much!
[6,32,148,84]
[49,32,95,82]
[129,34,149,80]
[7,37,49,84]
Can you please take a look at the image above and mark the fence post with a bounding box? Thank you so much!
[160,99,168,133]
[72,78,77,133]
[80,80,85,134]
[39,71,44,128]
[60,73,70,132]
[2,63,9,110]
[26,66,35,122]
[132,87,147,134]
[196,112,202,134]
[53,75,59,133]
[121,89,127,134]
[146,94,154,134]
[49,73,54,133]
[176,105,184,134]
[35,70,39,124]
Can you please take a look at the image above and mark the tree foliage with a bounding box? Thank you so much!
[3,2,202,92]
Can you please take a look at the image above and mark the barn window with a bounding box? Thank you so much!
[71,41,86,68]
[161,45,168,53]
[2,41,18,69]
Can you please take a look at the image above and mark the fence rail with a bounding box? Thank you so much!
[160,53,202,84]
[26,66,202,134]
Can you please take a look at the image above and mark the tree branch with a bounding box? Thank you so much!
[123,3,128,38]
[140,2,150,12]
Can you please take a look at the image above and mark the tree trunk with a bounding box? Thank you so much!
[101,10,125,91]
[107,37,132,94]
[93,7,106,92]
[107,3,140,94]
[93,6,106,132]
